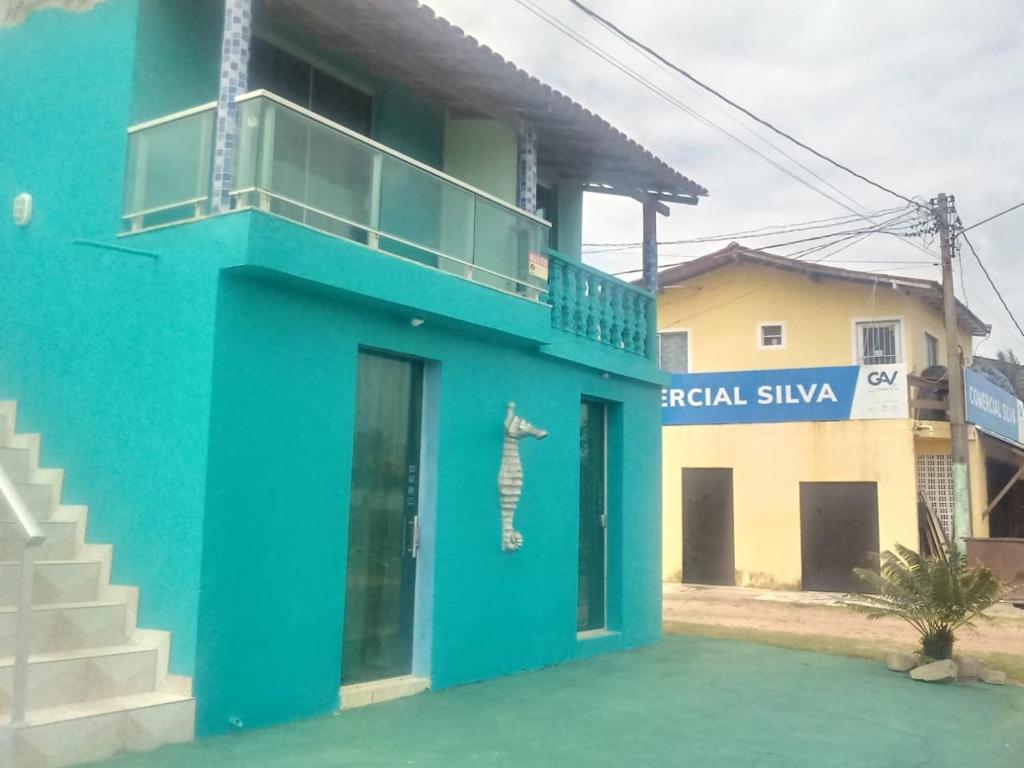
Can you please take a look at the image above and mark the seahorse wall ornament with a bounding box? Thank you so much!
[498,401,548,552]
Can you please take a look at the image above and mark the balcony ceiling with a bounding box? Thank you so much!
[258,0,708,203]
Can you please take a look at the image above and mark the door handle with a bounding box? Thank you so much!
[409,515,421,559]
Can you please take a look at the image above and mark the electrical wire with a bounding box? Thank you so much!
[958,201,1024,235]
[785,211,922,261]
[606,212,923,275]
[512,0,941,266]
[581,206,908,253]
[575,12,877,217]
[958,247,970,309]
[510,0,908,227]
[612,262,936,277]
[565,0,923,209]
[756,213,920,254]
[957,228,1024,339]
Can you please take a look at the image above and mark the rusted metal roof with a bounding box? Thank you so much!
[258,0,708,201]
[649,242,990,336]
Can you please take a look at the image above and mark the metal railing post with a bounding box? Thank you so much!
[0,458,46,768]
[10,542,35,727]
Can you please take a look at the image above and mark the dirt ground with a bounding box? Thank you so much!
[663,583,1024,658]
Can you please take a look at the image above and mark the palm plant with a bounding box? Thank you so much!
[843,543,1006,660]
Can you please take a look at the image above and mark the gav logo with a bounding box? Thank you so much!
[866,369,900,387]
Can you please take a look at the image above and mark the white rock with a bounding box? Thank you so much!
[954,656,983,680]
[886,652,920,672]
[910,659,957,683]
[979,666,1007,686]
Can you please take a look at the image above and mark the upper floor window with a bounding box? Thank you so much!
[856,320,902,365]
[925,332,940,369]
[758,322,785,349]
[249,36,373,135]
[659,331,689,374]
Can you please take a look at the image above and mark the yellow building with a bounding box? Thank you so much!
[655,243,1023,592]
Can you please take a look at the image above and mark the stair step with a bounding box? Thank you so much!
[0,645,158,715]
[0,602,127,656]
[0,447,34,483]
[0,483,57,522]
[0,522,77,561]
[8,691,195,768]
[0,401,194,765]
[0,561,101,606]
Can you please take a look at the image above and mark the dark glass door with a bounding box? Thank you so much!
[342,352,423,685]
[578,400,607,632]
[249,36,373,135]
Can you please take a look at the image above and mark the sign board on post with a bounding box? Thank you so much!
[661,364,908,426]
[964,368,1024,447]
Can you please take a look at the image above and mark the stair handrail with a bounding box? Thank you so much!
[0,460,46,752]
[0,463,45,546]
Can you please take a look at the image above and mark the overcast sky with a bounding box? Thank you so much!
[424,0,1023,358]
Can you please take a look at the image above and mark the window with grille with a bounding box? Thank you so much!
[659,332,689,373]
[759,323,785,349]
[856,320,902,364]
[925,333,940,368]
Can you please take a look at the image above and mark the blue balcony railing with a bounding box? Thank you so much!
[545,249,655,358]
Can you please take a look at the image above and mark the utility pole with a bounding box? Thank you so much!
[934,192,972,548]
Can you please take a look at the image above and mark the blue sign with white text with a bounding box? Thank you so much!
[662,365,908,426]
[964,368,1024,446]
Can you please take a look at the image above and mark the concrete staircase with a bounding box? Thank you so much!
[0,401,193,768]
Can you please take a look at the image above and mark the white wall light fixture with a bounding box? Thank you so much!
[13,193,33,227]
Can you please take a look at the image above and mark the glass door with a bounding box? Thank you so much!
[578,400,607,632]
[342,351,423,685]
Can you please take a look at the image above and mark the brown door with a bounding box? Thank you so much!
[800,482,879,593]
[682,468,735,586]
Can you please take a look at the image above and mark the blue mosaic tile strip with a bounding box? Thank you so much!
[211,0,252,212]
[517,126,538,214]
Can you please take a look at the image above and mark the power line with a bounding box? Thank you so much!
[957,227,1024,338]
[756,213,920,253]
[957,246,970,308]
[786,210,922,261]
[592,212,925,260]
[565,0,923,209]
[581,206,908,251]
[959,201,1024,235]
[510,0,908,225]
[579,10,877,217]
[614,262,937,280]
[606,212,922,275]
[513,0,941,266]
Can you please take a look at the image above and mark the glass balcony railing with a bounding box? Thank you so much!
[123,102,217,228]
[122,91,550,299]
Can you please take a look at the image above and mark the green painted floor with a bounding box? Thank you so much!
[94,636,1024,768]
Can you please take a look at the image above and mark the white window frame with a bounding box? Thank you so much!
[924,331,941,369]
[658,329,691,374]
[851,316,905,365]
[757,321,787,350]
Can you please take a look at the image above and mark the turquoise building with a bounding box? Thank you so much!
[0,1,706,764]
